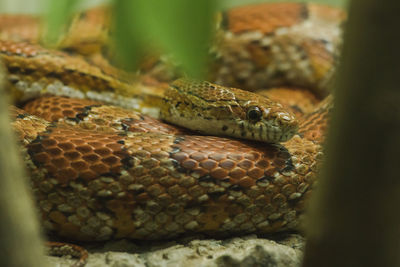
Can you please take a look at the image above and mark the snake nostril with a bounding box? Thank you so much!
[282,115,293,121]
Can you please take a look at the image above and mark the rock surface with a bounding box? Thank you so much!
[46,234,304,267]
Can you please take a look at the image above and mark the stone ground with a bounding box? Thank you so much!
[46,233,305,267]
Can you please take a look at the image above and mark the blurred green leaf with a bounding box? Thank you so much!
[220,0,347,8]
[112,0,148,72]
[113,0,217,78]
[43,0,79,45]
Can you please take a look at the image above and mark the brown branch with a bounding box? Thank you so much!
[0,65,47,266]
[303,0,400,266]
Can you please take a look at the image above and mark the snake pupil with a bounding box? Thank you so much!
[247,107,262,122]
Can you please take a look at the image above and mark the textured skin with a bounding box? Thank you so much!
[12,97,326,241]
[0,40,166,118]
[46,241,88,267]
[212,2,344,94]
[0,40,135,102]
[3,2,341,241]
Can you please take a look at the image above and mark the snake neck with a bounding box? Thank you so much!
[297,95,333,144]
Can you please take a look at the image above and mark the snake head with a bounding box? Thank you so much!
[161,79,298,143]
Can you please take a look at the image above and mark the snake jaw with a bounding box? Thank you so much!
[238,111,298,143]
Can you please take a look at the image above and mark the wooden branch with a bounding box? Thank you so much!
[0,66,47,266]
[303,0,400,266]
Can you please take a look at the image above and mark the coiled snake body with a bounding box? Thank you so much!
[1,3,341,241]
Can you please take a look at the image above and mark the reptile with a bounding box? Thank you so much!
[0,2,343,264]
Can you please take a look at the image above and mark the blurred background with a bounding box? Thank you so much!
[0,0,347,14]
[0,0,349,78]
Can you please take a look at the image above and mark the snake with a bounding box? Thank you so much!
[1,2,342,242]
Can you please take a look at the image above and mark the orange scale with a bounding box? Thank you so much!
[256,159,269,168]
[101,155,119,166]
[47,147,63,157]
[82,153,100,163]
[41,138,57,147]
[71,106,84,112]
[129,126,147,133]
[51,114,63,121]
[219,159,236,170]
[110,165,122,173]
[68,132,83,138]
[209,153,226,161]
[93,134,109,140]
[244,152,261,161]
[190,152,207,162]
[56,167,78,184]
[211,142,225,150]
[58,142,75,151]
[153,147,164,153]
[51,157,70,169]
[221,145,236,152]
[136,192,150,202]
[94,147,112,157]
[227,154,243,161]
[64,151,82,161]
[248,167,264,179]
[60,103,72,108]
[33,152,50,163]
[181,159,198,170]
[52,136,68,142]
[229,168,247,179]
[70,139,86,145]
[185,168,203,179]
[265,150,278,159]
[160,147,172,153]
[76,145,93,154]
[194,141,209,148]
[141,145,153,152]
[90,163,109,174]
[210,168,229,179]
[70,160,89,172]
[102,138,117,144]
[237,159,254,169]
[272,158,286,168]
[113,150,129,159]
[43,164,57,174]
[200,159,218,170]
[238,177,255,188]
[264,168,278,177]
[87,141,104,148]
[171,152,188,162]
[83,134,96,140]
[178,147,195,155]
[62,110,75,117]
[105,142,123,151]
[80,170,97,180]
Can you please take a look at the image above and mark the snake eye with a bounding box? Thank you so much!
[247,106,262,122]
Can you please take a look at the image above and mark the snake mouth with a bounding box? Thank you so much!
[240,119,298,143]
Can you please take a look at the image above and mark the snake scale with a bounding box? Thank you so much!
[1,2,342,241]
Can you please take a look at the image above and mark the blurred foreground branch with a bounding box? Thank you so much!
[303,0,400,266]
[0,67,47,266]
